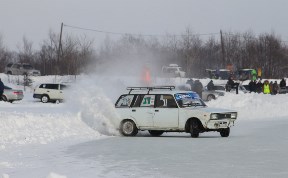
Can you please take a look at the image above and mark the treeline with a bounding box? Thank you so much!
[0,29,287,78]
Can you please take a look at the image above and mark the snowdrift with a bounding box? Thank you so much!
[0,73,288,148]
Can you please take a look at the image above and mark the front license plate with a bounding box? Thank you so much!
[219,122,227,128]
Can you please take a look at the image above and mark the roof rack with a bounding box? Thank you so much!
[127,86,175,94]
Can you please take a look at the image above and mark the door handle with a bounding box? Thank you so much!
[132,109,136,112]
[47,91,50,92]
[155,110,159,112]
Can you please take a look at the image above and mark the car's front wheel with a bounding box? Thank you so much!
[120,120,138,136]
[148,130,164,137]
[190,119,200,138]
[207,94,215,101]
[220,127,230,137]
[41,95,49,103]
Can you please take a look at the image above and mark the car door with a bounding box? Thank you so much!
[130,94,155,129]
[45,84,59,99]
[153,94,179,128]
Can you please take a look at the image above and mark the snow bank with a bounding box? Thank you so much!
[1,73,288,148]
[0,111,100,147]
[207,92,288,120]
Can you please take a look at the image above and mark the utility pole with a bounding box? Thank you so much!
[57,22,64,77]
[220,30,225,67]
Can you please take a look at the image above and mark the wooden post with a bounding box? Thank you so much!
[220,30,225,67]
[57,22,64,76]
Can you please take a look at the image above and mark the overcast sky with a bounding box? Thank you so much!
[1,0,288,50]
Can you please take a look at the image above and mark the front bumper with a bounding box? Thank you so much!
[206,118,236,129]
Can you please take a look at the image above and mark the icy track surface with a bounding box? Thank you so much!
[0,74,288,178]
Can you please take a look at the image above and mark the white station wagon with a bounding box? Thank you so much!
[115,86,237,138]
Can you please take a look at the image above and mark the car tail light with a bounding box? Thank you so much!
[13,91,22,95]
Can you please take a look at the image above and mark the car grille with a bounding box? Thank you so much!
[218,113,231,119]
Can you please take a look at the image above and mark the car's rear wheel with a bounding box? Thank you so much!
[207,94,215,101]
[190,119,200,138]
[1,95,8,102]
[120,120,138,136]
[41,95,49,103]
[148,130,164,137]
[220,128,230,137]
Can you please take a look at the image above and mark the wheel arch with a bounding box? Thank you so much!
[120,118,139,129]
[185,117,204,132]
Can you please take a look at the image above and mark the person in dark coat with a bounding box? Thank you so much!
[0,78,4,101]
[193,80,203,98]
[207,80,215,90]
[272,81,279,95]
[280,78,286,89]
[226,77,239,94]
[256,80,263,93]
[186,78,194,90]
[248,80,257,92]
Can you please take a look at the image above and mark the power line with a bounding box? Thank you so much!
[63,23,219,37]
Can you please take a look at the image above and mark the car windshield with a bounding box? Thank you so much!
[23,64,33,69]
[174,92,206,108]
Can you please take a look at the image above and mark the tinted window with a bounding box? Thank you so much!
[23,64,33,69]
[156,95,178,108]
[132,95,143,107]
[60,84,67,90]
[41,84,59,90]
[115,95,135,108]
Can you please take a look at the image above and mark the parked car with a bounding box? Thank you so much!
[202,85,225,101]
[115,86,237,138]
[1,86,24,103]
[161,64,186,78]
[5,63,41,76]
[33,83,67,103]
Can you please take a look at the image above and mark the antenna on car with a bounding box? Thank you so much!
[127,86,175,94]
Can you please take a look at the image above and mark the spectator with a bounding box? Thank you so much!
[251,69,257,81]
[207,80,215,91]
[226,77,239,94]
[193,80,203,98]
[248,80,257,92]
[280,78,286,89]
[272,81,279,95]
[263,80,271,94]
[186,78,194,90]
[256,80,263,93]
[0,78,4,101]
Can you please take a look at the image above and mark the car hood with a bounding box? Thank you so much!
[183,106,236,114]
[197,107,237,113]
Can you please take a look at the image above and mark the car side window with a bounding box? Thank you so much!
[45,84,59,90]
[115,95,135,108]
[156,95,178,108]
[140,95,155,107]
[132,95,143,107]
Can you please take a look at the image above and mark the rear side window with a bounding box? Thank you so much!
[155,94,178,108]
[60,84,67,90]
[115,95,135,108]
[39,84,59,90]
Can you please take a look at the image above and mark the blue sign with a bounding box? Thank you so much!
[175,92,200,101]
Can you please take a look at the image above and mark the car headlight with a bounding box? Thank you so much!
[211,113,219,120]
[231,113,237,118]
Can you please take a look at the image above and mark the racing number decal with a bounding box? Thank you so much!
[141,95,155,107]
[143,97,151,104]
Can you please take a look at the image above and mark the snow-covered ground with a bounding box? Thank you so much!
[0,73,288,178]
